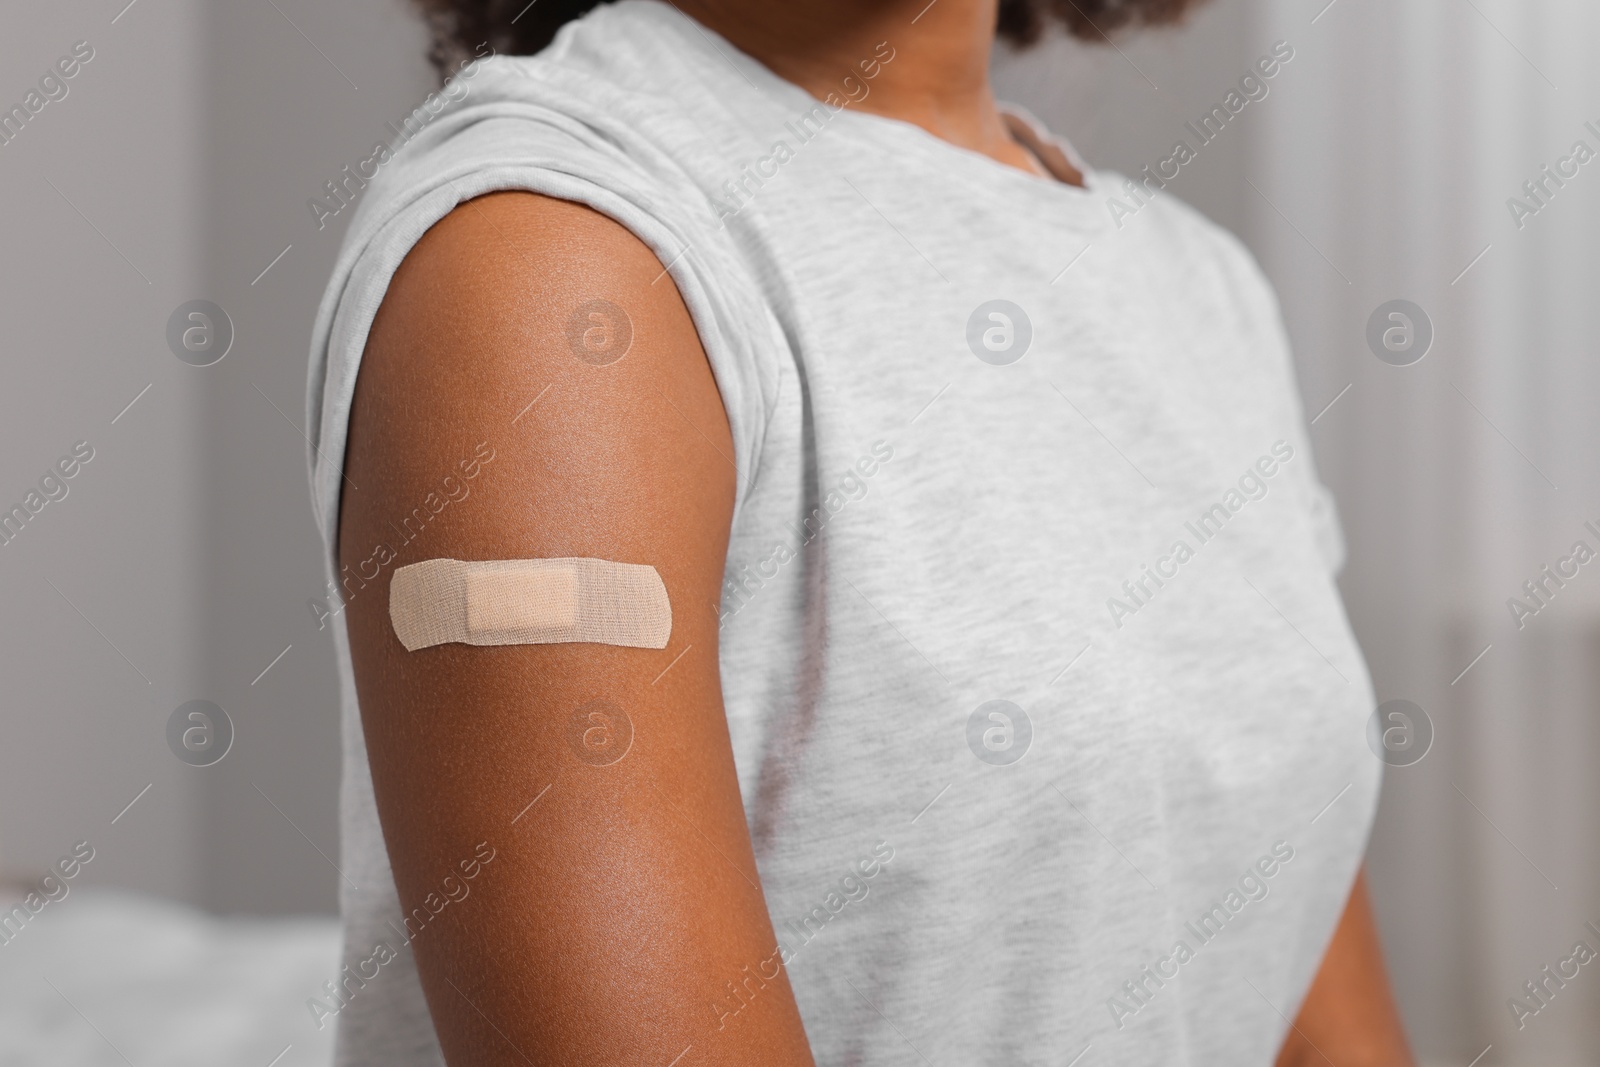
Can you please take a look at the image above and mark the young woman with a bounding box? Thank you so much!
[307,0,1414,1063]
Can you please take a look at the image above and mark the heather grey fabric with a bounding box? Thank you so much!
[305,3,1380,1063]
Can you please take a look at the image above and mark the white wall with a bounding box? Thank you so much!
[0,0,431,916]
[0,0,208,903]
[194,0,432,915]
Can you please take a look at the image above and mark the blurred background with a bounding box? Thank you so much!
[2,0,1595,1063]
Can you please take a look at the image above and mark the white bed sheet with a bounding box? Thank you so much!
[0,889,339,1067]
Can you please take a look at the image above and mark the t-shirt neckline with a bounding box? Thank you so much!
[626,0,1107,205]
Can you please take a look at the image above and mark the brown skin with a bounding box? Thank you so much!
[341,0,1412,1062]
[1277,869,1415,1067]
[341,191,814,1065]
[675,0,1056,178]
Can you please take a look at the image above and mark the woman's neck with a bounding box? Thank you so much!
[671,0,1053,178]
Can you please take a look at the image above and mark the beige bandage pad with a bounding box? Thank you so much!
[389,558,671,652]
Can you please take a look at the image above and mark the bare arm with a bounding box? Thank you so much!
[1275,867,1414,1067]
[339,190,815,1066]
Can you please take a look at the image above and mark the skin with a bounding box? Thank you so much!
[1276,869,1415,1067]
[340,0,1413,1062]
[342,191,814,1065]
[675,0,1058,179]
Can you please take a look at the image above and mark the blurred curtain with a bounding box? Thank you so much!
[1247,0,1600,1063]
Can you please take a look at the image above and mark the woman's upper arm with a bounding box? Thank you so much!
[338,190,813,1066]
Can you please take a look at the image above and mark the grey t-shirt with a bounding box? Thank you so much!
[305,2,1381,1062]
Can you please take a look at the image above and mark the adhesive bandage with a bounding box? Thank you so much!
[388,558,671,651]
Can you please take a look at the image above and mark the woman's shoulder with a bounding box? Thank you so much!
[1097,171,1285,331]
[306,6,786,558]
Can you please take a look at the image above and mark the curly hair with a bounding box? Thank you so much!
[414,0,1202,77]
